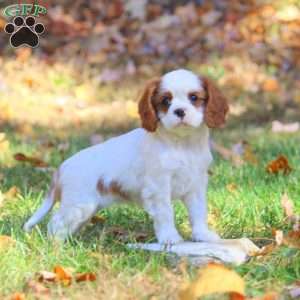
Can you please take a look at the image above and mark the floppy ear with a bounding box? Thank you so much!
[138,79,160,132]
[202,76,229,128]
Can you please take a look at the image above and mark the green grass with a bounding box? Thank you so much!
[0,125,299,299]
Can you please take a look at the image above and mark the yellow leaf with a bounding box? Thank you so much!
[227,183,238,193]
[10,292,26,300]
[0,132,10,154]
[243,144,258,165]
[53,265,72,286]
[0,235,15,250]
[179,263,245,300]
[4,186,20,200]
[262,78,279,92]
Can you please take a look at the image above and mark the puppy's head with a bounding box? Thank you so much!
[138,69,229,132]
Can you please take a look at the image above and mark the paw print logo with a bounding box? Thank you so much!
[4,16,45,48]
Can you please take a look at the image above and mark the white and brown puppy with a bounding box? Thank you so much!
[24,69,229,244]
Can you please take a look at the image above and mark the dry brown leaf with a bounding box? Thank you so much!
[53,266,72,286]
[272,121,299,133]
[266,155,292,175]
[287,282,300,299]
[262,78,279,92]
[231,141,258,165]
[227,183,238,193]
[253,243,276,257]
[179,263,245,300]
[26,279,50,295]
[275,230,283,246]
[37,271,57,283]
[75,272,97,283]
[90,215,106,225]
[283,230,300,249]
[14,153,48,168]
[243,144,258,165]
[281,193,294,219]
[212,142,244,167]
[10,292,26,300]
[280,193,300,231]
[4,186,20,200]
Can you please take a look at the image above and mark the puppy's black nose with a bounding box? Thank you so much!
[174,108,186,119]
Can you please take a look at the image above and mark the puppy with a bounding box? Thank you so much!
[23,69,228,244]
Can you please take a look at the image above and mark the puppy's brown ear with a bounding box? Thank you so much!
[138,79,160,132]
[202,76,229,128]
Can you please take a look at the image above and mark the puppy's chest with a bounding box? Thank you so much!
[160,149,209,196]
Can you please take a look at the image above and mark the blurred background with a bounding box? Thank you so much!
[0,0,299,144]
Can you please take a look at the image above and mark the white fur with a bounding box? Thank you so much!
[23,69,220,244]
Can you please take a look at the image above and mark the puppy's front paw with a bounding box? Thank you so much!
[192,228,220,242]
[157,229,183,245]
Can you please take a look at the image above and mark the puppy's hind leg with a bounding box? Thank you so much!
[47,197,100,241]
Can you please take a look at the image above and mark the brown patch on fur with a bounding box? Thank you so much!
[202,76,229,128]
[188,90,206,108]
[138,78,160,132]
[153,91,173,113]
[47,170,61,201]
[97,178,128,199]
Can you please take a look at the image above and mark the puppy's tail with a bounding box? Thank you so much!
[23,171,60,232]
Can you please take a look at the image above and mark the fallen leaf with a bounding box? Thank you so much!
[75,272,97,283]
[262,78,279,92]
[226,183,238,194]
[281,193,294,219]
[108,226,127,240]
[287,282,300,299]
[14,153,48,168]
[231,141,258,165]
[283,230,300,249]
[10,292,26,300]
[4,186,20,200]
[0,132,10,154]
[134,232,149,243]
[53,266,72,286]
[37,271,57,283]
[26,279,50,295]
[255,243,276,256]
[266,155,292,175]
[272,121,299,133]
[212,142,244,167]
[179,263,245,300]
[251,292,278,300]
[0,235,15,250]
[90,215,106,225]
[275,230,283,246]
[243,144,258,165]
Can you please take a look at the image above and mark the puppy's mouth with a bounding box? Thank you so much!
[175,120,190,127]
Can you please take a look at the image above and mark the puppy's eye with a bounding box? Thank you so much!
[189,94,198,102]
[162,96,171,106]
